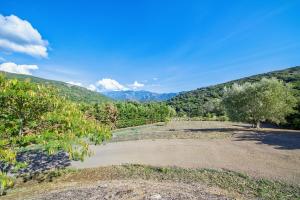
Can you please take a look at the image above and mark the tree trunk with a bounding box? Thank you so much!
[19,118,23,136]
[256,121,261,129]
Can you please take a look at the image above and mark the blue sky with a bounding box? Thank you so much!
[0,0,299,93]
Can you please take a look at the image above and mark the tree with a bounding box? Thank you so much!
[0,77,56,136]
[0,75,111,194]
[92,103,118,129]
[222,78,297,128]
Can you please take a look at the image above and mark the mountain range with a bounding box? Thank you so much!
[103,90,177,102]
[0,71,177,103]
[2,66,300,108]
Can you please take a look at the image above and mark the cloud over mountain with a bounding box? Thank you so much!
[66,81,83,86]
[87,84,97,91]
[97,78,127,91]
[129,81,144,90]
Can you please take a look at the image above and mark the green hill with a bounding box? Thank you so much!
[168,66,300,117]
[0,71,111,104]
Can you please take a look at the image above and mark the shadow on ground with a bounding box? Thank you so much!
[184,128,243,133]
[184,127,300,150]
[0,150,70,175]
[235,131,300,150]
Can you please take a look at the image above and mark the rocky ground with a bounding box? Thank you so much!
[31,180,231,200]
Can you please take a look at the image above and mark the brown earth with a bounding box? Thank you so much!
[73,121,300,184]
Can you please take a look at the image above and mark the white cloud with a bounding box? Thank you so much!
[87,84,97,91]
[97,78,126,91]
[153,77,158,81]
[65,82,98,92]
[129,81,144,90]
[0,15,48,58]
[66,81,82,87]
[0,62,38,75]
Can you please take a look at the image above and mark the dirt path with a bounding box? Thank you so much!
[72,121,300,184]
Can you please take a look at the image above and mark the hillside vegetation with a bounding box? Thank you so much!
[0,71,110,104]
[83,102,176,129]
[168,66,300,127]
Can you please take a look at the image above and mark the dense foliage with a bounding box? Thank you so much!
[85,102,176,129]
[222,78,297,127]
[1,71,110,104]
[87,103,119,129]
[168,66,300,127]
[115,102,176,128]
[0,75,111,194]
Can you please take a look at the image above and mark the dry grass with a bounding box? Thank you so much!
[3,165,300,200]
[111,121,237,142]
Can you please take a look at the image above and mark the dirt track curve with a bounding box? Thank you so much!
[72,121,300,184]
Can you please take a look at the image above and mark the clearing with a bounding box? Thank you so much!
[73,121,300,184]
[3,121,300,200]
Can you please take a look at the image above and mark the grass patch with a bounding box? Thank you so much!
[112,165,300,200]
[4,165,299,200]
[112,124,234,142]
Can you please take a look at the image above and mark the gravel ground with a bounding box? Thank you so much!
[29,180,231,200]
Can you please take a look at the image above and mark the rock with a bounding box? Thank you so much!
[150,193,162,200]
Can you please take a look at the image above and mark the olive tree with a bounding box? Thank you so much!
[222,78,297,128]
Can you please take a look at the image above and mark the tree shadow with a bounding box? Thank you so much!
[184,128,244,133]
[232,123,278,129]
[183,127,300,150]
[0,150,70,175]
[235,130,300,150]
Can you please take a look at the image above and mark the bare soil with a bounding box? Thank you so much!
[73,121,300,184]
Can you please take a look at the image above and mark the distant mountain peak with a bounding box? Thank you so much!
[102,90,177,102]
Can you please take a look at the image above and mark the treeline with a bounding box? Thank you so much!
[83,101,176,129]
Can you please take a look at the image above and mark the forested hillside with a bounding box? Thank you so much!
[0,71,110,104]
[168,66,300,121]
